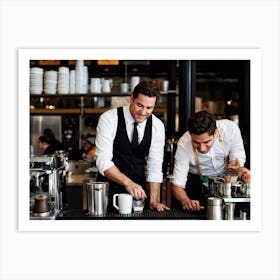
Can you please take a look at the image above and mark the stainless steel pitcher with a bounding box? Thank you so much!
[87,182,109,216]
[207,197,223,220]
[224,202,236,220]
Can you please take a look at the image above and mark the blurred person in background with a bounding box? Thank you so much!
[43,128,64,152]
[85,134,96,158]
[38,135,54,155]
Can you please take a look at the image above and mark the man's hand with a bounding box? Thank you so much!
[150,201,170,212]
[104,166,147,200]
[125,181,147,200]
[182,198,204,211]
[227,159,240,174]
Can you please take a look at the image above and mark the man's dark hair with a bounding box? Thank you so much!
[38,135,51,145]
[132,81,160,100]
[43,128,56,141]
[188,110,217,135]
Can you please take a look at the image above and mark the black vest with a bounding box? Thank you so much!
[113,107,152,186]
[97,107,152,209]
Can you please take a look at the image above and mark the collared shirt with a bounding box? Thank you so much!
[95,105,165,183]
[172,119,246,188]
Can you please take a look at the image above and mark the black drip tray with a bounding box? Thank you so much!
[58,209,207,220]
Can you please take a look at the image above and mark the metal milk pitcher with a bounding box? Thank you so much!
[207,197,223,220]
[87,182,109,216]
[223,182,232,198]
[224,202,236,220]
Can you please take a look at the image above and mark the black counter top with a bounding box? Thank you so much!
[57,208,207,220]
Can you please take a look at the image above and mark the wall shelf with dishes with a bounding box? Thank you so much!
[29,59,176,121]
[30,93,174,116]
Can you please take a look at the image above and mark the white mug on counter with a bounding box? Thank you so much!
[113,193,132,214]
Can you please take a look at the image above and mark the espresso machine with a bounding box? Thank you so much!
[29,152,67,219]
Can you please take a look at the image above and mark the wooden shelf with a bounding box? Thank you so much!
[30,91,177,98]
[30,92,172,115]
[30,107,167,115]
[30,108,81,114]
[30,93,131,98]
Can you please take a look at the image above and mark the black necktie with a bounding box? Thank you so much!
[131,122,138,150]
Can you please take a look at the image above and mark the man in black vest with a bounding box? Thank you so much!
[95,81,169,212]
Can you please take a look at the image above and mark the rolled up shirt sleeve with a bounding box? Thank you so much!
[220,120,246,166]
[171,132,192,188]
[145,116,165,183]
[95,109,118,176]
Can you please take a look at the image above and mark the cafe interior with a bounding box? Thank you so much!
[29,59,251,221]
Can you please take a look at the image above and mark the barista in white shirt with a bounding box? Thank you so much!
[95,81,170,212]
[171,110,250,211]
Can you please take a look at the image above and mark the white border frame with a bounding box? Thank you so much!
[18,48,262,232]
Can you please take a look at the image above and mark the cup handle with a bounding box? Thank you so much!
[113,194,119,210]
[215,177,225,183]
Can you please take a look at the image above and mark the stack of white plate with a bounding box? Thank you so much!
[69,70,76,94]
[75,60,84,93]
[30,67,44,94]
[58,66,70,94]
[82,66,88,94]
[44,70,58,94]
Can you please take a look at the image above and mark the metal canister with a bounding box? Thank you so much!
[245,183,250,198]
[224,202,236,220]
[240,211,247,220]
[207,197,223,220]
[223,182,232,198]
[87,182,108,216]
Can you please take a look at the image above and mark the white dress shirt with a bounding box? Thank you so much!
[172,119,246,188]
[95,105,165,183]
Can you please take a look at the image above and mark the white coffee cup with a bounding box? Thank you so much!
[120,82,129,93]
[102,79,112,93]
[113,193,132,214]
[90,78,102,93]
[130,76,140,92]
[162,80,169,92]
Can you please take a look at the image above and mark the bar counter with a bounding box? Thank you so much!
[56,208,207,220]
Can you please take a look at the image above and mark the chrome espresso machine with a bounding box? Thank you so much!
[29,152,67,219]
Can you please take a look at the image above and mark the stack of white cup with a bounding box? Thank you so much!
[75,60,86,94]
[57,66,70,94]
[30,67,44,94]
[69,70,76,94]
[43,70,57,94]
[82,66,88,94]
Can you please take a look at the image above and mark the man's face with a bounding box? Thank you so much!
[129,93,157,123]
[191,132,215,154]
[38,141,44,150]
